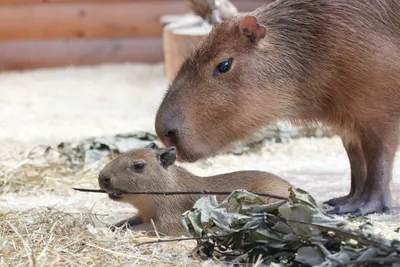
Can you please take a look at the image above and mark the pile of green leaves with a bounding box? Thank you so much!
[182,188,400,266]
[38,131,159,172]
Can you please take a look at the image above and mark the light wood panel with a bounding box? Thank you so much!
[0,2,187,41]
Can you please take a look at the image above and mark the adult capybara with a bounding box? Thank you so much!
[155,0,400,216]
[98,142,291,236]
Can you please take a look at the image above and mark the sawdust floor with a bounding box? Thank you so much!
[0,63,399,265]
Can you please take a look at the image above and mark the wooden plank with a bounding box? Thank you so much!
[0,37,164,70]
[0,2,188,41]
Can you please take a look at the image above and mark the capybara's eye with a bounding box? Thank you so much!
[130,161,146,172]
[213,58,233,76]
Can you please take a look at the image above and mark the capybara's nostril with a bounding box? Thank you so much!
[164,130,178,143]
[101,176,111,185]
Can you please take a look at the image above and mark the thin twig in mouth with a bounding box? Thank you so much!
[72,187,288,200]
[73,188,107,193]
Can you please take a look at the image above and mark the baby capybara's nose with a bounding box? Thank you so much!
[98,175,111,188]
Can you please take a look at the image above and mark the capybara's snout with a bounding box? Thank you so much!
[155,106,181,149]
[98,173,111,190]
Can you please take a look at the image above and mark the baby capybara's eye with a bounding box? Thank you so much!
[130,161,146,171]
[213,58,233,76]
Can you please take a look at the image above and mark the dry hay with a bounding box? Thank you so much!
[1,207,207,266]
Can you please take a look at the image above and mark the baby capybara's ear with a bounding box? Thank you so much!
[145,142,157,150]
[158,147,177,169]
[239,15,267,44]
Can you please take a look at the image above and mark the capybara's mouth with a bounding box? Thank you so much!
[176,150,201,163]
[176,145,226,163]
[108,191,124,200]
[174,145,204,163]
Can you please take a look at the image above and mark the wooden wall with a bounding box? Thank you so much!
[0,0,267,70]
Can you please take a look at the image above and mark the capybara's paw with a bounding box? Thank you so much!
[351,201,391,216]
[110,220,129,232]
[323,194,352,206]
[110,224,123,232]
[326,204,360,215]
[327,198,390,216]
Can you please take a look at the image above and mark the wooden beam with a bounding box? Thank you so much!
[0,2,188,41]
[0,37,164,70]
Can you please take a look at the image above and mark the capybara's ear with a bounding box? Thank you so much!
[239,15,267,44]
[159,147,177,169]
[145,142,157,150]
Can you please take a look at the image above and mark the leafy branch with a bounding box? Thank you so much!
[181,188,400,266]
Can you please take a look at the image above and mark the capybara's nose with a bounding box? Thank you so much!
[158,129,179,148]
[155,115,179,147]
[155,106,181,147]
[163,129,178,144]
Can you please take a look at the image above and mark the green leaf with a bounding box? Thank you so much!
[271,221,293,235]
[193,196,219,226]
[242,200,287,214]
[357,247,379,261]
[323,251,351,265]
[251,227,285,242]
[210,209,251,231]
[218,190,267,211]
[290,187,319,209]
[182,209,204,237]
[295,246,324,266]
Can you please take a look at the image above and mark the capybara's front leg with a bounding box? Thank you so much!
[129,222,156,234]
[330,124,396,215]
[110,216,157,235]
[324,139,366,206]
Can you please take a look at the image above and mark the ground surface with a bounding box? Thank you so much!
[0,63,399,266]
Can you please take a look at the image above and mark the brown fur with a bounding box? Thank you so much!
[98,143,291,236]
[155,0,400,216]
